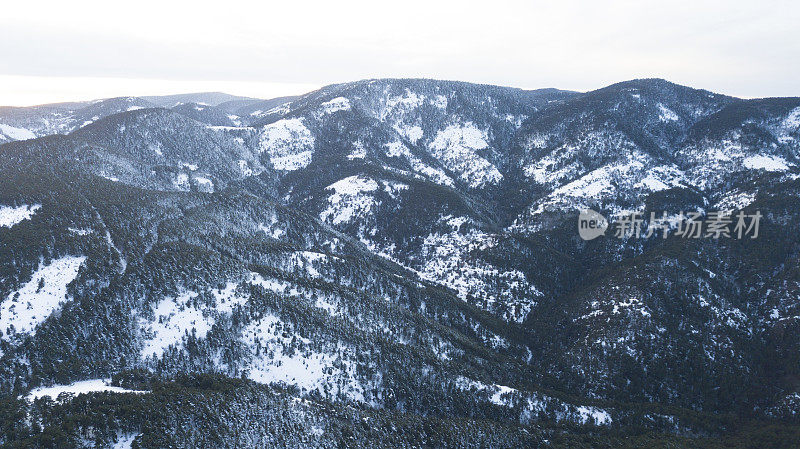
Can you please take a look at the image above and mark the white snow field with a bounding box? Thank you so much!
[0,255,86,339]
[26,379,147,401]
[0,203,41,228]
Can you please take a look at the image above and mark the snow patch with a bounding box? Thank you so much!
[428,123,502,188]
[394,124,424,144]
[272,151,313,171]
[319,97,351,114]
[385,140,453,186]
[326,175,378,196]
[636,175,669,191]
[527,152,685,215]
[715,191,756,210]
[238,159,254,176]
[139,290,211,359]
[782,107,800,130]
[432,95,448,109]
[242,314,364,401]
[0,123,37,141]
[381,90,426,119]
[112,433,139,449]
[526,134,548,149]
[633,166,686,192]
[0,256,86,338]
[173,173,190,191]
[259,118,315,171]
[577,406,613,425]
[347,141,367,160]
[258,222,285,239]
[292,251,328,278]
[743,154,790,171]
[194,176,214,192]
[0,204,41,228]
[415,215,541,322]
[657,103,679,122]
[320,175,379,225]
[248,272,290,294]
[26,379,147,402]
[212,282,249,315]
[150,143,163,156]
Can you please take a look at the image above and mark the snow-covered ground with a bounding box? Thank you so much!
[139,290,210,359]
[112,433,139,449]
[319,175,411,227]
[576,405,613,426]
[657,103,679,122]
[194,176,214,192]
[211,281,249,314]
[241,314,366,401]
[415,215,541,322]
[384,140,454,186]
[0,204,41,228]
[272,151,314,171]
[526,150,686,217]
[428,123,502,188]
[320,175,379,225]
[715,191,756,210]
[139,283,252,359]
[259,118,315,171]
[742,154,790,171]
[291,251,329,278]
[679,132,795,189]
[26,379,147,401]
[248,271,291,294]
[319,97,351,114]
[173,173,190,191]
[0,255,86,339]
[782,107,800,130]
[379,89,426,121]
[0,123,37,141]
[393,124,424,144]
[347,141,367,160]
[455,376,613,426]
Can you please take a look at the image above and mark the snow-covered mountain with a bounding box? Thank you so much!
[0,92,296,144]
[1,78,799,448]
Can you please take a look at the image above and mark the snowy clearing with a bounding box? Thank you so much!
[743,155,790,171]
[0,256,86,338]
[319,97,351,114]
[0,123,37,141]
[139,290,210,359]
[26,379,147,401]
[428,123,502,188]
[0,204,41,228]
[259,118,315,171]
[320,175,379,225]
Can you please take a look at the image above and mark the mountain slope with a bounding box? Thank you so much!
[0,92,296,144]
[1,78,800,448]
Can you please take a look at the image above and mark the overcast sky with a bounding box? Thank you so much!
[1,0,798,105]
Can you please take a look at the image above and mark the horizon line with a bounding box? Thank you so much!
[2,74,798,108]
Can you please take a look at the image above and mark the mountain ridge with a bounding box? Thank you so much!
[1,77,799,447]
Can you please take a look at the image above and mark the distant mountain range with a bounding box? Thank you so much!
[1,78,799,448]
